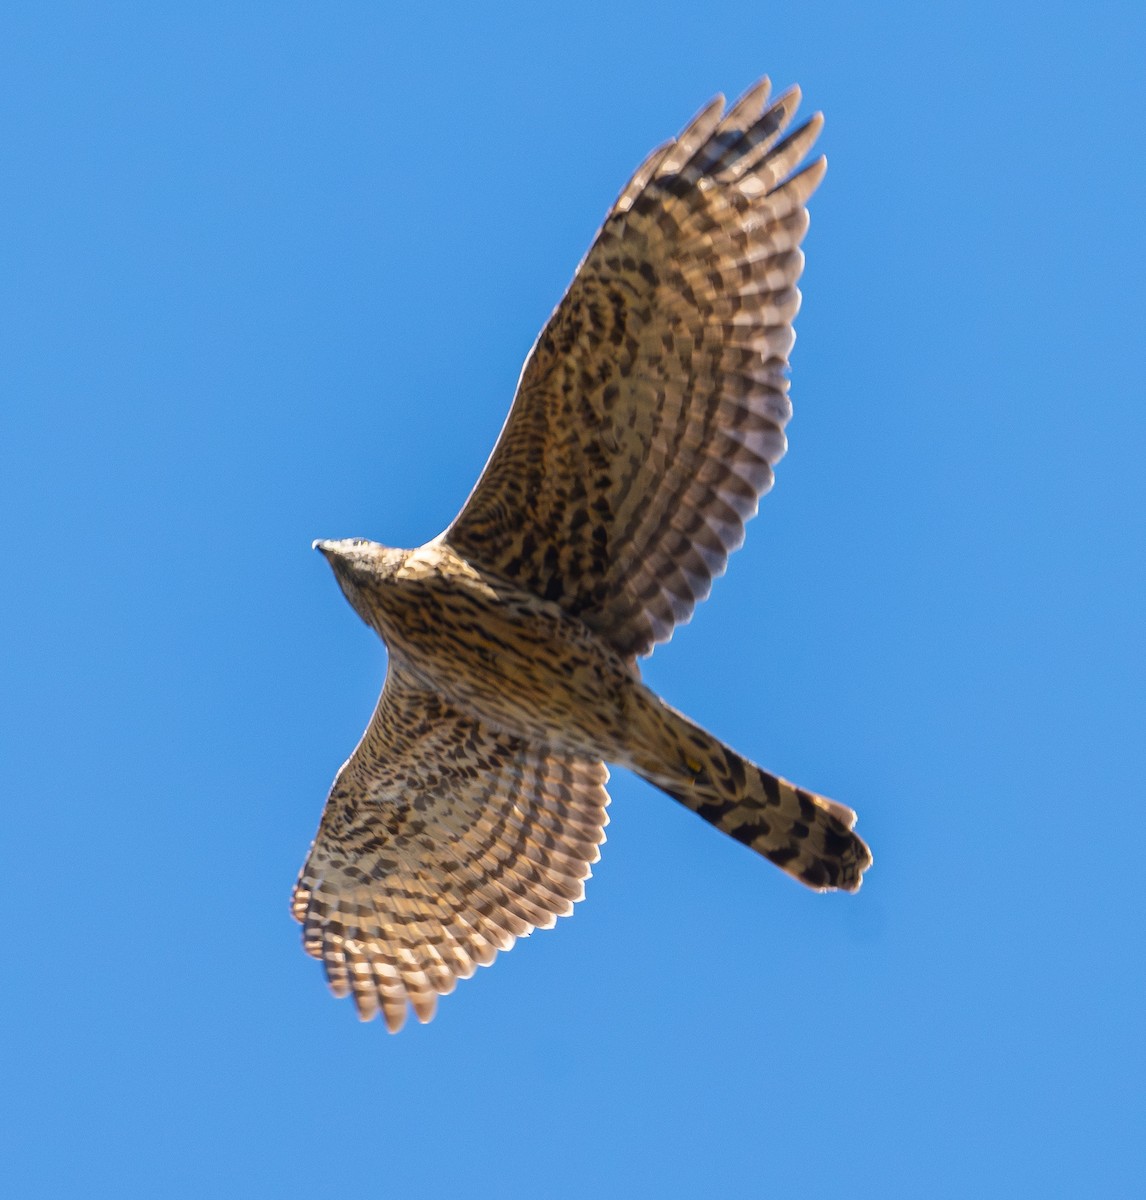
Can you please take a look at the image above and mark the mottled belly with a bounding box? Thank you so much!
[382,572,637,754]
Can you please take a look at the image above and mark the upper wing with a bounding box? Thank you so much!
[291,659,610,1032]
[444,78,824,660]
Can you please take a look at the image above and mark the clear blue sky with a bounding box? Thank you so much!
[3,2,1143,1196]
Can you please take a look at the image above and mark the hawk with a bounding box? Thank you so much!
[295,77,872,1030]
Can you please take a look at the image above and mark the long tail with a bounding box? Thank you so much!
[626,697,872,892]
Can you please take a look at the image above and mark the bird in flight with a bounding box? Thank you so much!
[296,77,872,1031]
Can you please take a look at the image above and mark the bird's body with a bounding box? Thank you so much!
[322,539,639,757]
[296,78,873,1030]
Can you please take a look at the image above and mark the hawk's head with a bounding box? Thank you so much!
[313,538,399,630]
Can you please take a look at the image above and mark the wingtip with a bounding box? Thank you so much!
[778,83,802,112]
[681,92,727,139]
[800,154,829,191]
[382,1004,408,1034]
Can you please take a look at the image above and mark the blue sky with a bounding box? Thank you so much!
[3,2,1144,1196]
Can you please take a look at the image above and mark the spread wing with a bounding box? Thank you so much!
[291,659,610,1031]
[444,78,824,660]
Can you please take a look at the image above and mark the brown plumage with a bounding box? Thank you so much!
[295,78,872,1031]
